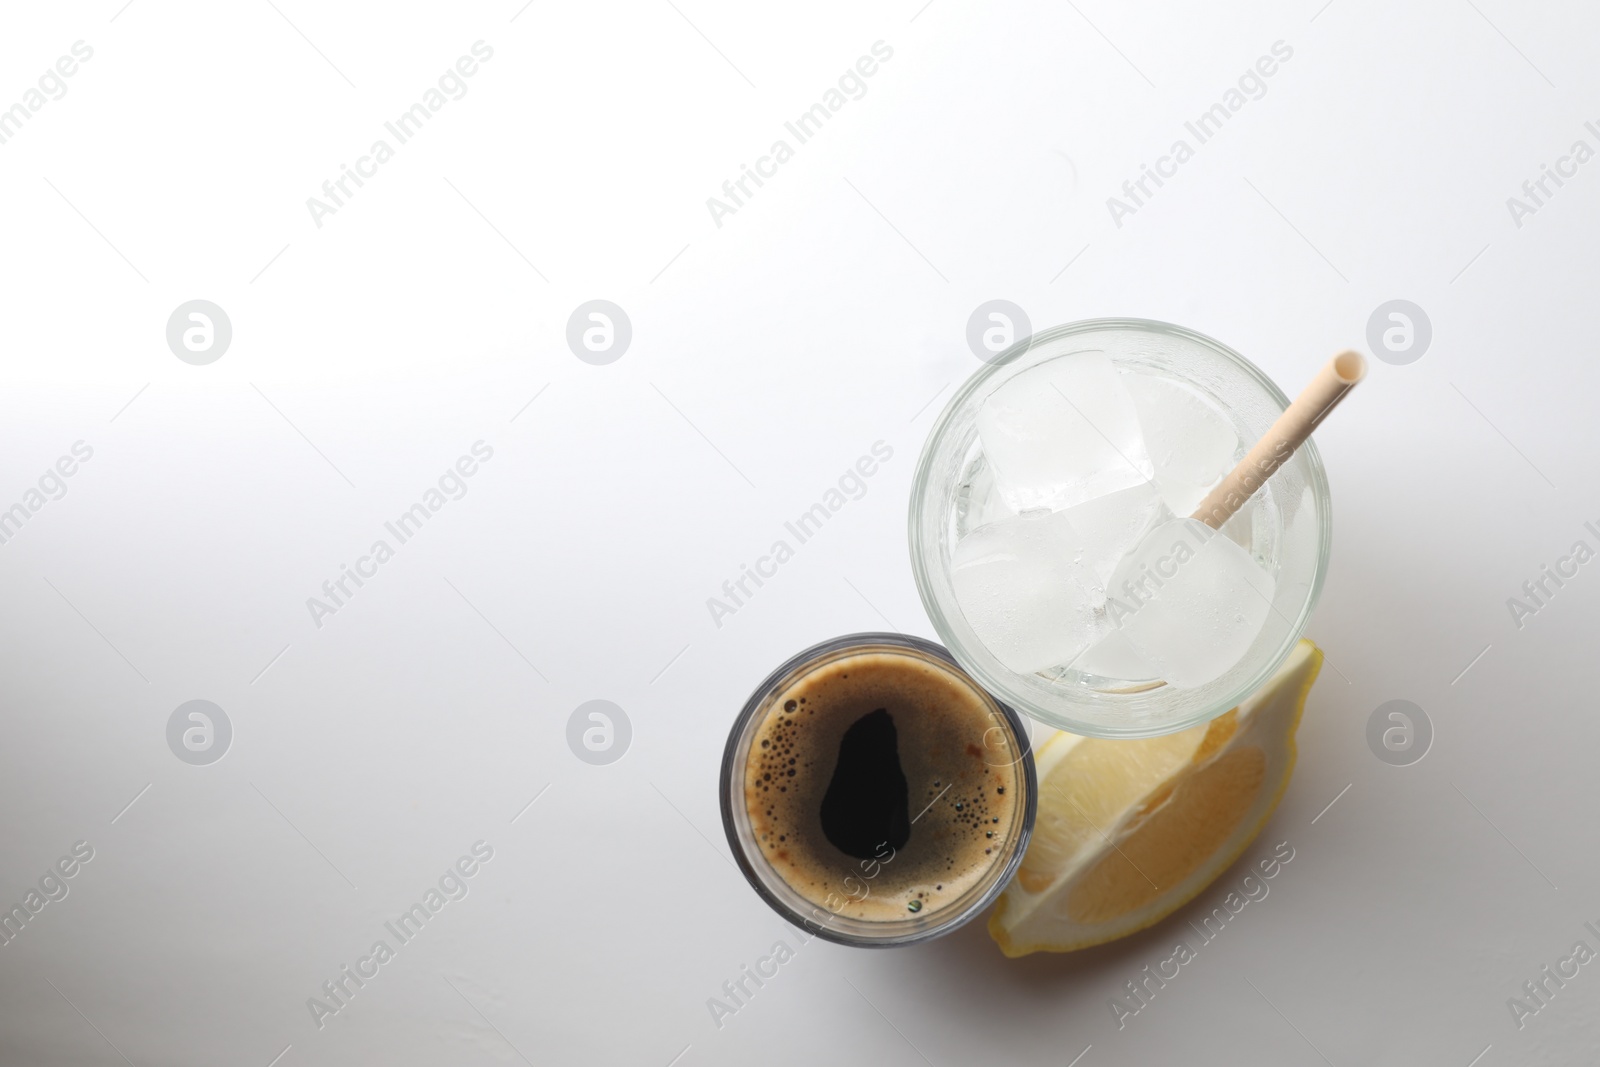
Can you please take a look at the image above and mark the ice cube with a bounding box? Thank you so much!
[1105,517,1275,689]
[1071,630,1158,682]
[1219,493,1262,551]
[1060,481,1171,586]
[955,455,1015,537]
[977,352,1154,512]
[952,510,1106,674]
[1150,475,1211,519]
[1123,371,1237,517]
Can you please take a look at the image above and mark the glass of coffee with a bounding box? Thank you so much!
[720,633,1036,947]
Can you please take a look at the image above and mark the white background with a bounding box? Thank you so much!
[0,1,1596,1064]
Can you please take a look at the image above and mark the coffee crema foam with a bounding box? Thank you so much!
[743,650,1021,922]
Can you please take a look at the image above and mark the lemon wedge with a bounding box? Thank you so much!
[989,640,1322,956]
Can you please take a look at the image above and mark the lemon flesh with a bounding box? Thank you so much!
[990,640,1322,956]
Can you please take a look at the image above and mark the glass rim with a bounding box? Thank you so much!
[907,317,1333,739]
[718,632,1038,948]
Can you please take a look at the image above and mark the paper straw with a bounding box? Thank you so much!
[1191,350,1367,530]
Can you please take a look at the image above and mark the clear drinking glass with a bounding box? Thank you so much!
[908,319,1332,739]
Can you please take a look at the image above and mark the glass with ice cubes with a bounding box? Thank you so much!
[910,320,1331,738]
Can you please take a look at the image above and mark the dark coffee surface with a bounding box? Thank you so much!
[744,649,1022,921]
